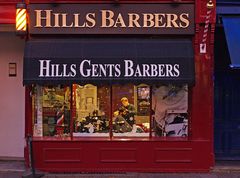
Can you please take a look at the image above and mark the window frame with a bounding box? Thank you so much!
[29,84,191,141]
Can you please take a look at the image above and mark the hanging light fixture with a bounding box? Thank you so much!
[207,0,214,9]
[16,2,27,35]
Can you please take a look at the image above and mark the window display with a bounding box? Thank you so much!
[137,86,151,116]
[152,84,188,137]
[73,84,110,137]
[32,85,71,137]
[112,84,150,137]
[32,84,188,138]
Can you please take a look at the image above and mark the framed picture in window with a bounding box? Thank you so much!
[86,97,93,104]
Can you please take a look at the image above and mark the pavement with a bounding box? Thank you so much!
[0,160,240,178]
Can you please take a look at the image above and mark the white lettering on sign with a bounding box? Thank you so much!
[124,60,180,77]
[39,60,76,77]
[38,59,180,78]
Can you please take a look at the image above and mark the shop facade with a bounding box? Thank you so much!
[18,0,216,172]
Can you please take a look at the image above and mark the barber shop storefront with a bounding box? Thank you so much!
[22,1,215,172]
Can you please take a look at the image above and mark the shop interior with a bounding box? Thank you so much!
[31,84,188,138]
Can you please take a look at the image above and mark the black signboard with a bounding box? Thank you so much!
[23,38,195,85]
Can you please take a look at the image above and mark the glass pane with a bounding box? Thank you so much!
[73,84,110,137]
[32,85,71,137]
[152,84,188,137]
[112,84,150,137]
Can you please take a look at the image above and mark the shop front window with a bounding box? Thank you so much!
[112,84,150,137]
[31,84,189,138]
[32,85,71,137]
[73,84,110,136]
[152,84,188,137]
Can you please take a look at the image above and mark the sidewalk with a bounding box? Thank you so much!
[213,160,240,172]
[0,160,240,178]
[0,160,25,178]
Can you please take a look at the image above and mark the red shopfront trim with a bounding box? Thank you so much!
[31,137,212,172]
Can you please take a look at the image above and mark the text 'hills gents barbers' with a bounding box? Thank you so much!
[38,59,180,78]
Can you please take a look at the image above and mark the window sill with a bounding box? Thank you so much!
[32,136,71,141]
[32,136,189,142]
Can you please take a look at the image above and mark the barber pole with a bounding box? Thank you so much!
[200,0,214,54]
[57,114,64,126]
[56,110,64,126]
[56,110,65,135]
[202,10,211,44]
[16,3,27,34]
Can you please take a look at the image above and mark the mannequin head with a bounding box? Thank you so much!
[121,97,129,107]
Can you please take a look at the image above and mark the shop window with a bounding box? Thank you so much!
[112,84,150,137]
[73,84,110,136]
[152,84,188,137]
[32,85,71,137]
[31,84,189,138]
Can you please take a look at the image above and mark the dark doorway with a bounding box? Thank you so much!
[214,26,240,160]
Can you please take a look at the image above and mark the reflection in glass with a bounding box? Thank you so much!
[152,84,188,137]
